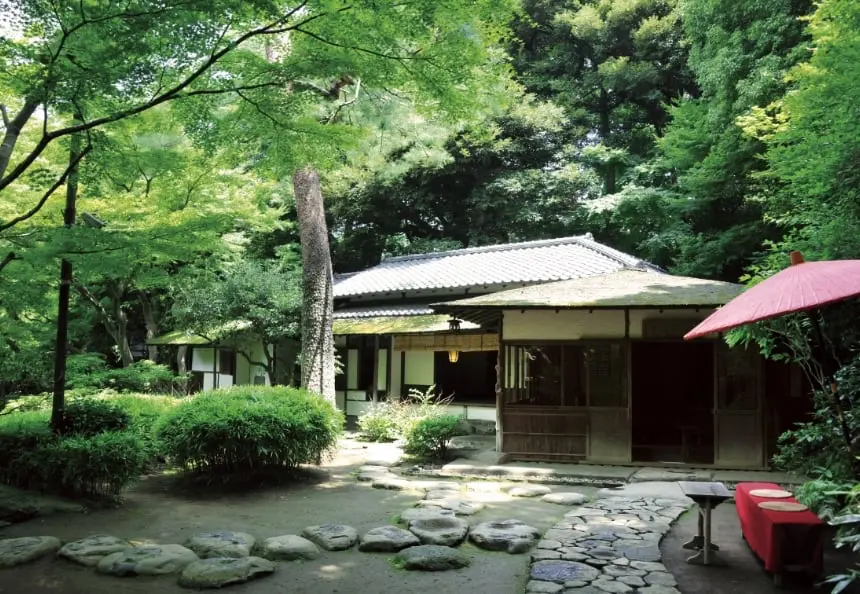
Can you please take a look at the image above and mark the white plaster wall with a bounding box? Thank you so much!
[377,349,388,392]
[335,390,346,410]
[405,350,435,385]
[192,348,215,372]
[503,310,626,341]
[390,351,403,398]
[347,349,359,389]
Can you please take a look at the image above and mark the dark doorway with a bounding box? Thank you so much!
[434,351,497,404]
[632,341,715,464]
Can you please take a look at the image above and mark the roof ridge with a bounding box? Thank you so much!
[380,235,596,263]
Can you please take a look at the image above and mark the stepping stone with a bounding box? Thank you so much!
[301,524,358,551]
[621,544,660,562]
[412,481,460,493]
[0,536,61,568]
[398,508,455,523]
[259,535,320,561]
[526,580,564,593]
[178,556,274,589]
[97,544,199,576]
[638,587,681,594]
[186,531,255,559]
[407,516,469,547]
[417,498,485,516]
[395,545,469,571]
[510,485,552,498]
[359,526,420,552]
[59,535,129,567]
[541,492,589,506]
[372,477,411,490]
[425,489,461,500]
[592,577,633,592]
[530,560,600,584]
[469,520,541,554]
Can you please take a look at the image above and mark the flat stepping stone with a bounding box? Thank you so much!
[411,480,460,492]
[526,580,564,593]
[509,485,552,497]
[417,498,485,516]
[425,489,461,500]
[178,556,274,589]
[301,524,358,551]
[58,535,129,566]
[371,477,411,490]
[469,520,541,554]
[97,544,199,576]
[407,516,469,547]
[395,545,469,571]
[541,492,589,506]
[259,535,319,561]
[592,577,633,592]
[398,508,455,523]
[530,560,600,583]
[359,526,420,552]
[186,531,255,559]
[0,536,61,568]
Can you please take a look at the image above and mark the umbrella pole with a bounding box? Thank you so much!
[810,312,859,477]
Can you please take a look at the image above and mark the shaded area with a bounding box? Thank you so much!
[661,503,860,594]
[0,439,593,594]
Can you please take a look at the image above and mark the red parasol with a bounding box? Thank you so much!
[684,252,860,340]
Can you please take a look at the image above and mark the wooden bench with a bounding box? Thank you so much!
[735,482,825,586]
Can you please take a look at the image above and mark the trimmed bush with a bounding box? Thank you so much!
[66,353,186,394]
[0,411,147,499]
[357,403,399,442]
[155,386,343,480]
[100,393,179,461]
[57,398,130,436]
[404,414,465,460]
[37,431,148,498]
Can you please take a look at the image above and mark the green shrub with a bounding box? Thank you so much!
[37,431,148,498]
[0,411,146,499]
[404,414,464,460]
[155,386,343,480]
[357,403,400,442]
[101,393,179,462]
[357,386,454,443]
[795,479,853,519]
[57,398,131,436]
[66,354,186,394]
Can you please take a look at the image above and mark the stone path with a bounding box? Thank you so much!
[526,496,691,594]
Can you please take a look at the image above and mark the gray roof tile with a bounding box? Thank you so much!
[333,235,657,298]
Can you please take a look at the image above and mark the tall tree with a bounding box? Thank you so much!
[513,0,695,194]
[294,168,335,402]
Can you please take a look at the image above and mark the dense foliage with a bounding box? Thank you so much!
[155,386,343,481]
[403,415,465,460]
[0,410,147,499]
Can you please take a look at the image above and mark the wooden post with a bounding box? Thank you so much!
[371,334,380,402]
[496,315,505,454]
[399,351,406,401]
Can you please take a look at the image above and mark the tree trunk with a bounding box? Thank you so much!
[51,119,82,430]
[75,280,134,367]
[139,291,160,363]
[0,100,38,181]
[598,88,616,195]
[176,345,189,394]
[294,167,336,403]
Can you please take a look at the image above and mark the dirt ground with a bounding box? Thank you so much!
[662,503,859,594]
[0,439,592,594]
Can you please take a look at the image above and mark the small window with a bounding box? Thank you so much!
[218,348,236,375]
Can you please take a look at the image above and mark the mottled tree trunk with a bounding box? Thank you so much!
[139,291,160,363]
[0,100,38,181]
[294,167,335,404]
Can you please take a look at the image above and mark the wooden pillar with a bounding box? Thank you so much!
[386,336,393,399]
[399,351,406,401]
[371,334,380,403]
[496,316,505,454]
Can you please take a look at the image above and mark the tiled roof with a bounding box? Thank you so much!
[333,235,658,298]
[333,304,435,319]
[333,314,480,335]
[434,269,743,310]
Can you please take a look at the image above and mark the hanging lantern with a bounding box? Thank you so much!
[448,350,460,363]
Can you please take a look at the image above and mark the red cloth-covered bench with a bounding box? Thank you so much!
[735,482,825,584]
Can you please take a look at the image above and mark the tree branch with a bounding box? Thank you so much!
[0,105,8,128]
[0,1,318,194]
[0,252,17,275]
[0,143,92,233]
